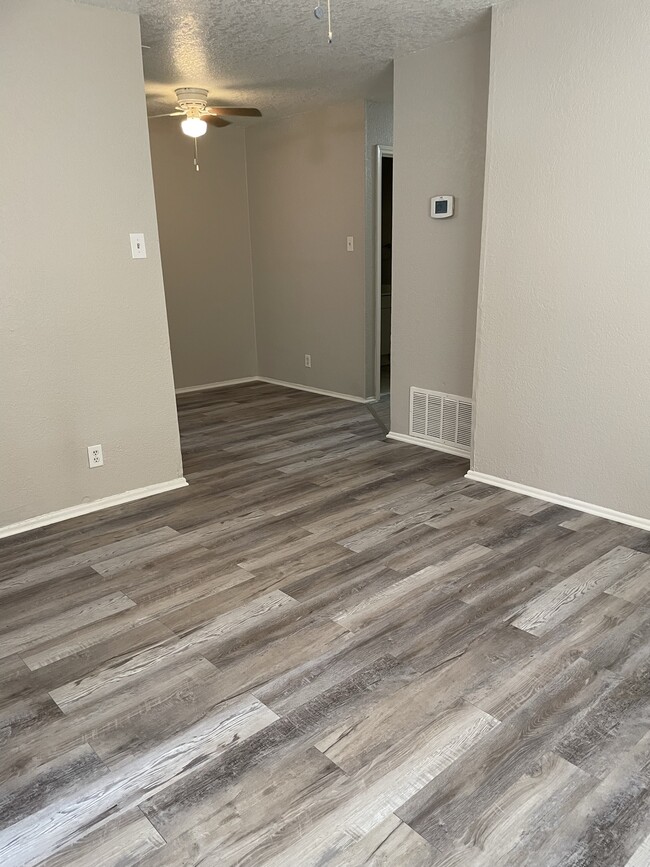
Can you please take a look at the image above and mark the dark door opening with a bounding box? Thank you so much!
[380,154,393,397]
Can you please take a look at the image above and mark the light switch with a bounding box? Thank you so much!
[347,236,354,252]
[130,233,147,259]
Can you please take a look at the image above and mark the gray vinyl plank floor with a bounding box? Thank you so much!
[0,381,649,866]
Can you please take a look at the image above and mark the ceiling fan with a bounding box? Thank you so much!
[151,87,262,138]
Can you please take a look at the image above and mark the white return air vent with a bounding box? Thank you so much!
[409,387,473,457]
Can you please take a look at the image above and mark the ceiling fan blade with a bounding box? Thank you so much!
[204,114,232,127]
[205,107,262,117]
[149,111,185,118]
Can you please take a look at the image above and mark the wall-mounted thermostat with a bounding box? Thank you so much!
[430,196,454,219]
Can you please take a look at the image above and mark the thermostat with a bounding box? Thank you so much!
[431,195,454,219]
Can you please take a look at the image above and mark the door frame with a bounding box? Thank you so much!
[374,145,393,400]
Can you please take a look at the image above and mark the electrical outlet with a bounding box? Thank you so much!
[304,354,312,368]
[87,444,104,468]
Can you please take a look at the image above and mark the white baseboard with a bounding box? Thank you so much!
[386,431,470,459]
[257,377,373,404]
[0,478,188,541]
[465,470,650,532]
[175,377,257,395]
[175,376,371,404]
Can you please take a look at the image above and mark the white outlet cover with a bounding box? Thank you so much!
[88,444,104,467]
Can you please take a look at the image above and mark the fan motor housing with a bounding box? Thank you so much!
[175,87,208,117]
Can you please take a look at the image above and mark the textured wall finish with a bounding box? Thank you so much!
[0,0,183,528]
[391,30,490,435]
[77,0,491,119]
[149,122,257,389]
[245,102,367,398]
[472,0,650,519]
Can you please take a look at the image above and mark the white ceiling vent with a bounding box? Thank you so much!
[409,387,473,457]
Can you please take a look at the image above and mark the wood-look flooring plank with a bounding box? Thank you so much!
[295,498,396,537]
[251,629,402,717]
[389,568,554,675]
[258,703,499,867]
[554,657,650,780]
[378,479,469,515]
[340,510,452,554]
[157,580,299,635]
[48,647,216,715]
[537,731,650,867]
[582,602,650,676]
[39,808,166,867]
[141,746,344,863]
[145,698,494,867]
[511,546,649,635]
[529,521,647,577]
[0,693,65,764]
[7,659,229,786]
[626,832,650,867]
[605,559,650,605]
[467,591,636,721]
[321,814,437,866]
[89,660,265,767]
[430,752,597,866]
[279,554,402,609]
[138,656,419,854]
[425,491,520,529]
[333,544,493,633]
[0,695,278,866]
[507,495,557,516]
[111,557,254,625]
[0,527,179,595]
[200,615,351,705]
[0,567,121,636]
[0,743,107,832]
[314,662,500,778]
[0,655,36,708]
[0,592,135,660]
[91,533,205,578]
[21,608,174,673]
[1,383,649,866]
[397,657,611,847]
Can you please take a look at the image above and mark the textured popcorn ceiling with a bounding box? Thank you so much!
[76,0,492,118]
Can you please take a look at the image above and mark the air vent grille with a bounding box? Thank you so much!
[409,387,473,456]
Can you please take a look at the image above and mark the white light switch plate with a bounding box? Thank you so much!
[130,233,147,258]
[346,236,354,252]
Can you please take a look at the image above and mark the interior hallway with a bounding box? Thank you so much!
[1,383,649,865]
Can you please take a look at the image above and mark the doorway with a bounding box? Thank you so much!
[374,145,393,410]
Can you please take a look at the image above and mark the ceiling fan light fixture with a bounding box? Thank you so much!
[181,117,207,138]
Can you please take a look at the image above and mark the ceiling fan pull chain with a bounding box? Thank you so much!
[194,136,200,172]
[313,0,333,44]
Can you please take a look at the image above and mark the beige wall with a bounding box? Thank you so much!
[149,123,257,389]
[0,0,183,529]
[472,0,650,520]
[390,30,490,434]
[245,102,367,398]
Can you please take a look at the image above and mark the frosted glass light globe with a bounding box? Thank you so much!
[181,117,207,138]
